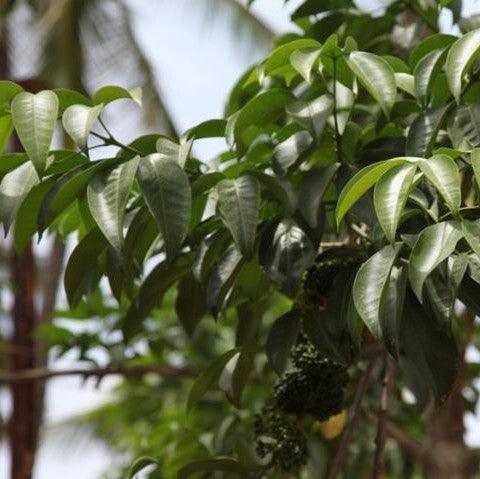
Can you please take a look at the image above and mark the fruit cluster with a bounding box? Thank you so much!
[254,404,308,472]
[274,336,348,421]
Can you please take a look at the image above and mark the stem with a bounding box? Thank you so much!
[372,354,395,479]
[332,57,343,164]
[327,354,379,479]
[0,364,197,383]
[91,131,140,156]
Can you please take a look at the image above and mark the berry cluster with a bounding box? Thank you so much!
[274,336,348,421]
[303,249,363,308]
[254,405,308,472]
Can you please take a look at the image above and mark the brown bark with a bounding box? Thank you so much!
[9,244,40,479]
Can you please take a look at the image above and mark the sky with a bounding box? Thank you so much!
[1,0,480,477]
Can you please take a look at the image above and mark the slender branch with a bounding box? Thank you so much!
[0,364,197,383]
[372,355,395,479]
[332,57,343,164]
[90,131,140,155]
[327,354,379,479]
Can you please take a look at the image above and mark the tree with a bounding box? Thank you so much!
[1,0,480,478]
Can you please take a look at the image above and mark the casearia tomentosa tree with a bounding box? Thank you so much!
[1,0,480,477]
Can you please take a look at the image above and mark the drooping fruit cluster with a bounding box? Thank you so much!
[303,249,363,308]
[274,336,348,421]
[254,404,308,472]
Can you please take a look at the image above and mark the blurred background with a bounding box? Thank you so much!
[0,0,479,477]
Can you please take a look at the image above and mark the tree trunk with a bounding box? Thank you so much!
[9,244,40,479]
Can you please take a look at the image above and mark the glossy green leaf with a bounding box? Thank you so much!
[418,154,461,213]
[290,48,321,83]
[64,228,107,307]
[406,106,449,157]
[233,89,294,153]
[471,148,480,188]
[462,219,480,257]
[38,158,118,233]
[92,85,142,106]
[0,80,23,103]
[287,94,334,141]
[374,163,417,243]
[127,457,158,479]
[87,156,139,251]
[448,103,480,150]
[408,221,463,300]
[336,157,417,226]
[266,310,301,375]
[137,155,192,259]
[414,49,445,105]
[53,88,91,111]
[123,255,191,341]
[409,33,456,68]
[347,51,396,116]
[395,73,416,97]
[445,28,480,102]
[264,38,320,75]
[11,90,59,175]
[353,243,401,339]
[187,348,240,411]
[62,104,103,148]
[0,115,13,154]
[0,161,38,233]
[216,176,260,259]
[273,130,312,175]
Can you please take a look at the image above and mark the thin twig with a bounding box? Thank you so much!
[327,353,379,479]
[372,355,395,479]
[0,364,196,383]
[90,131,140,155]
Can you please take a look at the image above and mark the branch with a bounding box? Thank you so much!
[327,353,379,479]
[0,365,197,384]
[372,355,395,479]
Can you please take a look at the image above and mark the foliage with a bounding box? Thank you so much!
[2,0,480,477]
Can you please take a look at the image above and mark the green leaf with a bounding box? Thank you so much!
[290,48,321,83]
[127,457,158,479]
[399,291,458,407]
[87,156,140,251]
[156,137,192,168]
[0,153,27,180]
[448,103,480,150]
[175,275,208,336]
[183,119,226,140]
[336,158,417,226]
[137,155,192,259]
[395,73,416,98]
[374,163,417,243]
[408,221,463,300]
[206,244,243,315]
[92,85,142,106]
[260,219,314,295]
[64,228,107,306]
[264,39,321,75]
[187,348,240,411]
[273,130,312,175]
[414,49,446,105]
[14,178,55,253]
[62,104,103,148]
[406,106,449,157]
[0,161,38,233]
[266,310,301,375]
[123,256,191,341]
[53,88,91,111]
[287,95,334,141]
[0,115,14,154]
[418,154,461,214]
[409,33,457,68]
[298,164,339,229]
[216,176,260,259]
[0,80,23,103]
[38,158,118,234]
[353,244,401,339]
[11,90,59,175]
[178,457,254,478]
[471,148,480,188]
[445,28,480,102]
[347,51,396,116]
[462,219,480,257]
[233,89,294,153]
